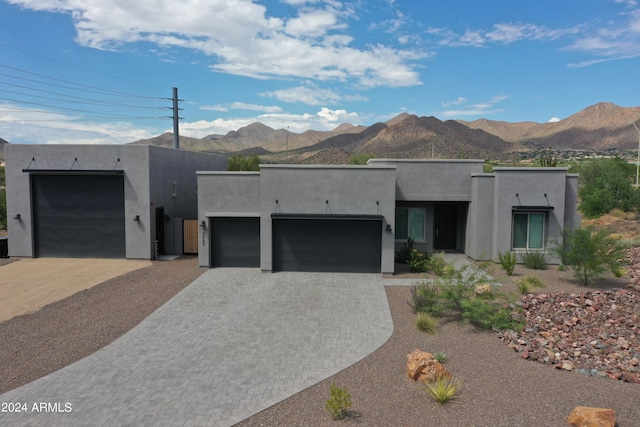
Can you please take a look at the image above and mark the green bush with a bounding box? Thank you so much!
[516,275,545,295]
[348,153,376,165]
[408,249,428,273]
[415,312,438,334]
[498,251,517,275]
[575,157,640,218]
[408,281,443,316]
[396,238,414,264]
[227,154,260,171]
[551,226,624,286]
[434,352,447,363]
[325,383,352,420]
[521,250,547,270]
[426,251,447,276]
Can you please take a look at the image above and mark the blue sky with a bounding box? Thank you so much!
[1,0,639,145]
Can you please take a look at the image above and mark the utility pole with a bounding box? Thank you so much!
[286,126,289,164]
[172,87,181,149]
[633,121,640,188]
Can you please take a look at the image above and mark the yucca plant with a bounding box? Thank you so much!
[423,375,460,404]
[434,352,447,363]
[498,251,517,276]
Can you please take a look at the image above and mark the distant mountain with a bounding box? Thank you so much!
[460,102,640,151]
[129,102,640,163]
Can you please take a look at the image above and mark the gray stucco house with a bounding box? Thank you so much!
[197,159,580,274]
[5,144,226,259]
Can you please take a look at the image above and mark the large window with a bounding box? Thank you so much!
[395,208,425,241]
[512,213,544,249]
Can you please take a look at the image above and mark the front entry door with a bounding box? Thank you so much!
[434,205,457,250]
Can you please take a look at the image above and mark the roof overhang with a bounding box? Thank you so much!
[512,205,554,212]
[271,213,383,221]
[22,169,124,176]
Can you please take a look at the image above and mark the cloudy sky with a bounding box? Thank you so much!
[1,0,639,144]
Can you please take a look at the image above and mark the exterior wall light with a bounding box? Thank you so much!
[134,215,140,222]
[200,220,206,228]
[14,214,21,220]
[385,224,392,232]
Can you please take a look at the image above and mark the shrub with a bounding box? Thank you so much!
[426,251,447,276]
[396,238,414,264]
[434,352,447,363]
[0,188,6,231]
[516,275,545,295]
[551,225,625,286]
[423,376,460,404]
[521,250,547,270]
[415,312,438,334]
[498,251,517,275]
[461,298,524,331]
[407,281,443,316]
[325,383,352,420]
[408,249,429,273]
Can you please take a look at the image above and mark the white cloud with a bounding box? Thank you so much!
[200,103,283,113]
[316,107,357,122]
[8,0,423,88]
[259,84,366,106]
[438,95,508,118]
[548,117,560,123]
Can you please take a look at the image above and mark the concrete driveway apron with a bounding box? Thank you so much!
[0,269,416,426]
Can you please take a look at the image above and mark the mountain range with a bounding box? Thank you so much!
[130,102,640,164]
[2,103,639,164]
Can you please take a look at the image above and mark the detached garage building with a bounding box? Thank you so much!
[5,144,226,259]
[197,160,580,275]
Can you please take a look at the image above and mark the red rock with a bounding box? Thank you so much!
[406,349,451,383]
[567,406,615,427]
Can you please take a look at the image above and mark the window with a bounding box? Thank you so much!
[512,213,544,249]
[395,208,425,241]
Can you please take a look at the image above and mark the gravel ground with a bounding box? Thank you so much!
[1,255,638,426]
[0,256,204,395]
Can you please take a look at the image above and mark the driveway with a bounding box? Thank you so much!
[0,269,416,426]
[0,258,152,322]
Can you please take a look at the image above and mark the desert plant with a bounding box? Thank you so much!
[426,251,447,276]
[551,225,625,286]
[325,383,352,420]
[396,238,414,264]
[539,147,558,167]
[423,375,460,404]
[516,275,545,295]
[521,250,547,270]
[434,352,447,363]
[498,251,517,275]
[408,249,429,273]
[415,312,438,334]
[407,281,443,316]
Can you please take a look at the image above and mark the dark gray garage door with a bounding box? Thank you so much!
[32,174,125,258]
[272,216,382,273]
[211,217,260,267]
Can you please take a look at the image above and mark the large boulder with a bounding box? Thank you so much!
[406,349,451,383]
[567,406,616,427]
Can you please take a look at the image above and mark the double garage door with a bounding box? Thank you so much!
[32,174,125,258]
[211,215,382,272]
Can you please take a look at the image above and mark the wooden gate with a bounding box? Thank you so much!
[183,220,199,254]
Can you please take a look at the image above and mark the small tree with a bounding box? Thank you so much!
[227,154,260,171]
[551,226,623,286]
[348,153,376,165]
[0,188,6,231]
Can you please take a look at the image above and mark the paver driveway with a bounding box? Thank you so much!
[0,268,416,426]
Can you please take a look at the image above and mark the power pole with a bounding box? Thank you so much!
[172,87,182,149]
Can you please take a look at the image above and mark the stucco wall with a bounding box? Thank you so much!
[492,168,569,263]
[148,147,226,256]
[5,144,151,258]
[467,174,495,260]
[259,165,397,274]
[196,172,261,267]
[369,159,484,201]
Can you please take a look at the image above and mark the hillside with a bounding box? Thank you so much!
[127,102,640,163]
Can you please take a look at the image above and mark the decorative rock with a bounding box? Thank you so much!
[567,406,615,427]
[474,284,491,297]
[406,349,451,383]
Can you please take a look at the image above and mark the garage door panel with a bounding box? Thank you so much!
[32,175,125,258]
[211,217,260,267]
[273,218,381,273]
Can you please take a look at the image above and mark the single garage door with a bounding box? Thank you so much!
[211,217,260,267]
[272,215,382,273]
[32,174,125,258]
